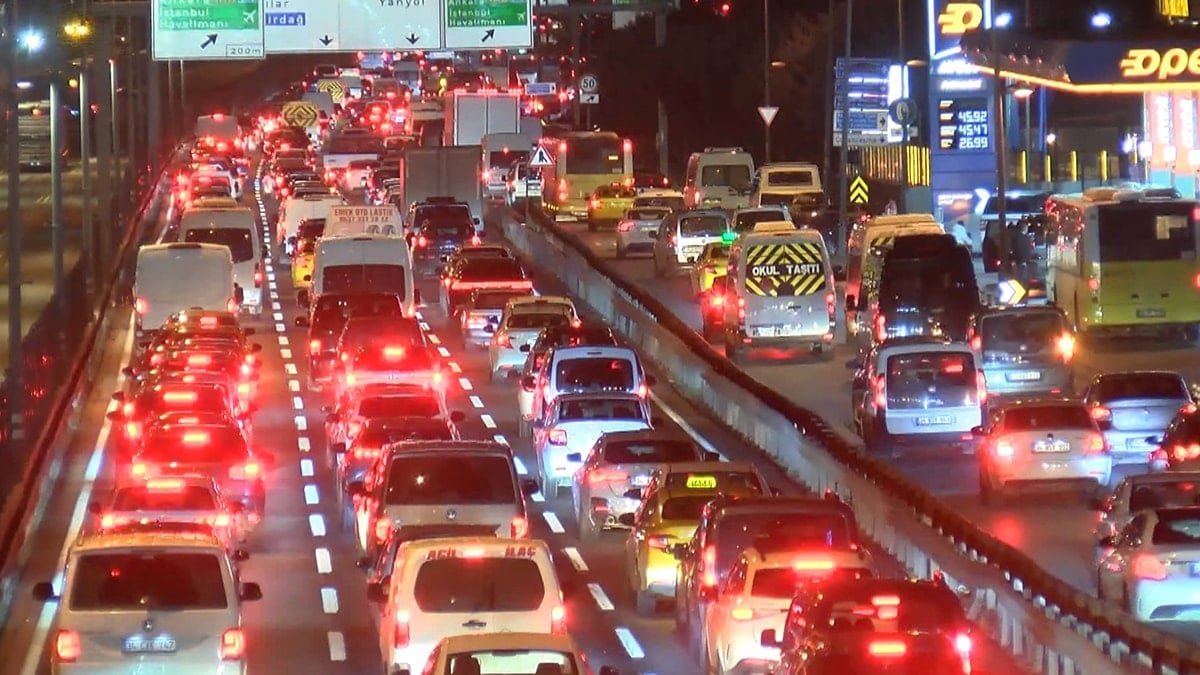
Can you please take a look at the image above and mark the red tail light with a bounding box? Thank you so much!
[548,428,567,445]
[230,461,260,480]
[868,640,908,658]
[416,236,428,248]
[254,264,264,288]
[134,297,149,315]
[219,628,245,660]
[351,445,381,461]
[1084,434,1107,455]
[131,461,150,478]
[393,610,410,647]
[701,544,717,589]
[975,371,988,405]
[970,335,982,351]
[496,334,512,349]
[470,235,481,245]
[375,518,392,542]
[873,373,886,408]
[825,291,835,317]
[709,293,725,308]
[125,421,142,440]
[187,354,212,367]
[1172,443,1200,462]
[1133,553,1168,580]
[54,629,81,662]
[617,221,633,232]
[874,314,887,342]
[955,633,972,655]
[309,339,322,353]
[736,297,746,323]
[1056,333,1075,361]
[510,515,529,538]
[587,468,629,484]
[1091,405,1112,423]
[551,605,567,633]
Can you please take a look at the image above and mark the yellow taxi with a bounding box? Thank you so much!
[587,183,639,231]
[291,235,318,291]
[622,461,769,615]
[690,241,731,297]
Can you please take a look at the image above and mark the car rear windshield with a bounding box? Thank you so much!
[323,264,407,296]
[359,421,453,446]
[766,171,816,187]
[488,150,529,167]
[112,486,218,511]
[325,137,383,155]
[472,291,529,310]
[701,164,752,190]
[980,311,1066,354]
[359,395,439,418]
[555,357,635,392]
[885,352,977,409]
[679,215,727,237]
[751,567,870,598]
[143,388,230,416]
[558,397,646,421]
[1151,511,1200,544]
[350,342,432,370]
[1095,373,1189,401]
[716,512,854,573]
[816,589,964,632]
[627,208,668,221]
[734,210,784,232]
[69,552,228,610]
[448,651,580,674]
[602,440,697,464]
[414,205,470,226]
[385,454,515,505]
[421,221,473,239]
[298,219,326,239]
[414,557,544,612]
[880,250,977,313]
[1129,480,1200,511]
[1002,405,1093,431]
[1097,203,1196,263]
[183,227,254,263]
[140,427,247,463]
[312,294,402,331]
[459,259,524,281]
[662,495,715,520]
[508,312,571,331]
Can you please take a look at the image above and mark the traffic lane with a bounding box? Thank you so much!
[479,223,1029,674]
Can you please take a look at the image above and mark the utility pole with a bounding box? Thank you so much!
[79,58,93,302]
[94,19,113,267]
[835,0,854,253]
[822,0,834,191]
[897,0,908,210]
[991,28,1009,274]
[50,78,64,296]
[762,0,771,163]
[654,12,669,177]
[5,0,23,460]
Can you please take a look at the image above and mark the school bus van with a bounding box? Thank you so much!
[724,222,835,360]
[844,213,943,313]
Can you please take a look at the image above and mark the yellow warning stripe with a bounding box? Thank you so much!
[744,243,827,296]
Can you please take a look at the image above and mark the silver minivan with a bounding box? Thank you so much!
[651,209,731,276]
[967,306,1075,400]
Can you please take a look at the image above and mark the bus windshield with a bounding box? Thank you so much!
[1097,203,1196,262]
[566,136,624,174]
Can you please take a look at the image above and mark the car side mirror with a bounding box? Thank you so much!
[844,295,856,314]
[331,442,346,455]
[233,548,251,562]
[294,315,310,327]
[519,344,531,352]
[970,425,987,437]
[521,478,539,496]
[1098,535,1117,548]
[760,629,780,648]
[617,513,636,527]
[32,582,57,602]
[366,581,388,603]
[565,452,582,463]
[87,501,102,515]
[484,324,496,334]
[347,481,366,497]
[449,411,466,423]
[704,451,720,461]
[239,582,263,601]
[121,366,136,377]
[623,489,642,501]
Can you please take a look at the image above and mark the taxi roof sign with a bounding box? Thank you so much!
[686,475,718,489]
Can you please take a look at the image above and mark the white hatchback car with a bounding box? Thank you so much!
[616,206,671,258]
[33,527,261,673]
[488,296,577,382]
[534,392,652,496]
[1097,506,1200,621]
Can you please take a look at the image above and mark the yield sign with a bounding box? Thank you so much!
[758,106,779,126]
[529,145,555,168]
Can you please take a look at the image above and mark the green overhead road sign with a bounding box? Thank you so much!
[152,0,265,61]
[443,0,534,50]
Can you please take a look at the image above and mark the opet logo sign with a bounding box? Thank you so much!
[1119,48,1200,81]
[937,2,984,35]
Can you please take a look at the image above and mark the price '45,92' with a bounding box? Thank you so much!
[956,109,987,124]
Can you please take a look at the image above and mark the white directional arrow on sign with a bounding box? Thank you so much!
[758,106,779,126]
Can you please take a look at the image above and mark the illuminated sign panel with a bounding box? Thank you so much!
[937,98,990,150]
[1120,48,1200,81]
[927,0,991,59]
[1157,0,1190,19]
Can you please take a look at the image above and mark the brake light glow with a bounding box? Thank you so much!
[701,544,717,588]
[511,515,530,538]
[1087,277,1099,292]
[1133,553,1168,581]
[709,293,725,307]
[587,468,628,484]
[187,354,212,367]
[416,235,428,248]
[54,629,81,662]
[1090,405,1112,423]
[134,297,149,315]
[163,391,199,404]
[825,291,835,317]
[737,297,746,323]
[868,640,908,658]
[970,335,982,351]
[383,346,405,360]
[1056,333,1075,360]
[375,518,392,542]
[793,558,835,571]
[995,440,1015,458]
[955,633,973,654]
[1084,434,1107,455]
[393,610,411,647]
[470,235,482,245]
[617,221,633,232]
[730,606,755,620]
[125,421,142,439]
[975,371,988,405]
[873,314,887,342]
[551,605,567,634]
[131,462,149,477]
[871,594,901,606]
[146,478,186,491]
[219,628,245,660]
[548,428,567,445]
[1172,443,1200,462]
[873,373,886,408]
[310,339,322,353]
[183,431,211,445]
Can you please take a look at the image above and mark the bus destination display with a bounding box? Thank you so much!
[937,98,989,151]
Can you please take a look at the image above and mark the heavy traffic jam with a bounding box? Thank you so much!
[20,48,1200,675]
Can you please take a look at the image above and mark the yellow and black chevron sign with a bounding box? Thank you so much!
[744,243,827,296]
[849,176,870,204]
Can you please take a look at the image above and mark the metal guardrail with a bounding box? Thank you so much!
[495,209,1200,675]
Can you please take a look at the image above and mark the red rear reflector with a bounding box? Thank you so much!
[55,629,81,662]
[219,628,245,660]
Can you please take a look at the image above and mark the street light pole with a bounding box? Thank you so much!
[79,63,93,301]
[5,0,22,458]
[897,0,908,210]
[991,28,1009,274]
[50,77,64,296]
[835,0,854,254]
[762,0,770,163]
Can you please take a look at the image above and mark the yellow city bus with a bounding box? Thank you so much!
[538,131,633,220]
[1044,188,1200,339]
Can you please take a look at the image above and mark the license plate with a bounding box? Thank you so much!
[1137,308,1166,318]
[631,475,650,487]
[1127,437,1152,449]
[1034,440,1071,453]
[755,326,778,337]
[1006,370,1042,382]
[915,415,954,426]
[1190,562,1200,576]
[684,246,702,257]
[123,635,177,653]
[384,373,405,381]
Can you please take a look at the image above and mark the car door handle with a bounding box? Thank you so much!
[462,619,487,629]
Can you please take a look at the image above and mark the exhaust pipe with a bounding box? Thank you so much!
[603,515,617,528]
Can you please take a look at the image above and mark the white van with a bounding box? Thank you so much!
[844,213,943,310]
[133,243,235,342]
[376,537,565,675]
[529,345,649,424]
[324,204,403,238]
[277,194,344,252]
[684,147,755,211]
[177,206,265,315]
[482,132,535,200]
[724,223,835,360]
[309,235,415,316]
[750,162,822,208]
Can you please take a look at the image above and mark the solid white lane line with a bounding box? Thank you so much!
[285,363,298,375]
[648,390,726,459]
[438,346,451,357]
[19,317,137,675]
[327,632,347,662]
[563,547,589,572]
[614,628,646,659]
[309,514,327,537]
[494,434,509,446]
[300,458,314,477]
[292,396,304,410]
[469,395,484,408]
[320,587,339,614]
[480,414,497,429]
[315,548,332,574]
[298,436,311,452]
[289,380,301,392]
[304,485,320,505]
[542,511,565,534]
[588,583,615,611]
[459,377,473,391]
[278,335,289,346]
[281,348,293,359]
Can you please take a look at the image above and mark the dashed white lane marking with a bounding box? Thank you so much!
[285,363,298,375]
[419,322,431,331]
[588,583,615,611]
[320,587,340,614]
[427,334,441,345]
[327,632,347,662]
[648,390,727,459]
[315,548,332,574]
[309,514,326,537]
[469,395,484,408]
[459,377,473,390]
[530,492,545,503]
[278,335,289,346]
[480,414,497,429]
[275,322,286,333]
[298,436,311,452]
[300,458,314,477]
[438,346,451,357]
[289,380,301,392]
[563,547,589,572]
[267,272,276,281]
[513,456,527,474]
[273,301,282,311]
[304,485,320,505]
[615,628,645,659]
[292,396,305,410]
[273,312,284,321]
[542,511,565,534]
[281,348,293,359]
[494,434,509,446]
